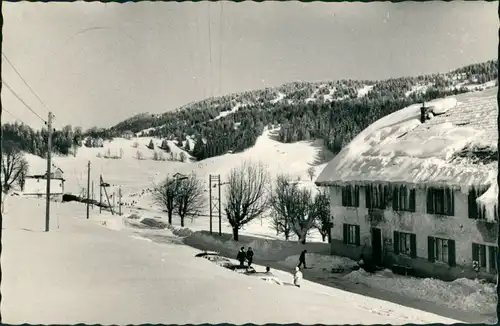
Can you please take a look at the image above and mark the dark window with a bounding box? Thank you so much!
[343,224,360,246]
[473,243,498,273]
[341,185,360,207]
[366,184,389,209]
[393,231,417,258]
[429,237,456,266]
[426,188,454,216]
[468,187,497,221]
[392,185,416,212]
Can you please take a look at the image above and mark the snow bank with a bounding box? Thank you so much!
[3,196,459,324]
[344,269,496,314]
[426,97,457,115]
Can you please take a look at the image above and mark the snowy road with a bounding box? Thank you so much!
[2,197,459,324]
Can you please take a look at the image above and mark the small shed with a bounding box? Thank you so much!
[23,165,65,196]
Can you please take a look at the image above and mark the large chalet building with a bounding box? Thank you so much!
[315,87,498,281]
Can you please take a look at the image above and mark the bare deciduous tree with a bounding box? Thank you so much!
[175,174,205,227]
[1,142,29,193]
[307,166,316,181]
[311,189,332,243]
[289,187,315,244]
[152,176,180,224]
[269,174,295,240]
[225,160,270,241]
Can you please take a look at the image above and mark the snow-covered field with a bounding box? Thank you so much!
[2,195,460,324]
[24,128,330,242]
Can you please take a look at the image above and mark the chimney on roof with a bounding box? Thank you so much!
[420,102,426,123]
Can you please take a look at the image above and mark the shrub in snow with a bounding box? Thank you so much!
[140,218,168,229]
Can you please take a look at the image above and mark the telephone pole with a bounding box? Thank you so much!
[45,112,54,232]
[86,161,91,219]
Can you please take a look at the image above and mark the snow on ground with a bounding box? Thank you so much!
[211,103,242,121]
[357,85,374,98]
[2,196,459,324]
[27,129,330,242]
[282,253,359,270]
[270,92,285,104]
[344,269,496,315]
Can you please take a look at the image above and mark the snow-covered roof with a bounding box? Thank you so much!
[316,87,498,190]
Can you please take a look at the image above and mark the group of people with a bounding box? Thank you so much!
[236,247,254,267]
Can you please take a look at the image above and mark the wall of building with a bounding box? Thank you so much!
[329,184,497,281]
[24,178,64,195]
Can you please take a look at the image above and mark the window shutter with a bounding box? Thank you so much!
[393,231,400,254]
[392,186,399,211]
[448,239,456,267]
[354,186,360,207]
[449,189,455,216]
[383,185,389,209]
[489,246,498,272]
[410,233,417,258]
[342,224,348,244]
[428,237,435,262]
[355,226,361,246]
[365,186,372,209]
[480,245,487,268]
[426,189,434,214]
[409,189,416,212]
[342,187,346,207]
[468,189,477,219]
[472,243,479,262]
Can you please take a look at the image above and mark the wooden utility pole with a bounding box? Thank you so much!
[45,112,53,232]
[91,180,94,209]
[99,179,103,214]
[86,161,90,219]
[218,176,221,236]
[118,187,122,216]
[209,175,213,234]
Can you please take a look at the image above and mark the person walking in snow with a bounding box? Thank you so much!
[298,249,307,269]
[237,247,246,267]
[294,267,303,288]
[246,247,254,266]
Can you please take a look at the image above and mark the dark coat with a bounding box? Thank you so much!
[246,250,254,259]
[299,251,306,262]
[237,250,246,261]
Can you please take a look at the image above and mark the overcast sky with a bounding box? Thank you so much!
[2,1,497,129]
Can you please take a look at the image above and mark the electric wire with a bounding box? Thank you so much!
[2,79,46,123]
[2,52,49,113]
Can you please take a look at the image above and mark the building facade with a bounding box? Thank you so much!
[315,87,499,282]
[328,183,497,281]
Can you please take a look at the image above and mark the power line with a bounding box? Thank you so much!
[3,107,22,121]
[2,52,49,113]
[219,1,224,97]
[2,79,46,123]
[207,3,213,99]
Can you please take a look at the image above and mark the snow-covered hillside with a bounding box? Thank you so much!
[2,195,461,324]
[21,129,332,242]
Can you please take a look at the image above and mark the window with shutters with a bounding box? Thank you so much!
[426,187,454,216]
[398,232,413,256]
[392,185,416,212]
[468,188,489,220]
[366,184,389,209]
[473,243,498,273]
[428,236,456,266]
[434,238,449,263]
[343,224,360,246]
[341,185,360,207]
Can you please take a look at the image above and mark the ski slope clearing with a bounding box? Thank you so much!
[23,129,331,242]
[2,196,459,324]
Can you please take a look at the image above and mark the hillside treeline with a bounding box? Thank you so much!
[2,60,497,161]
